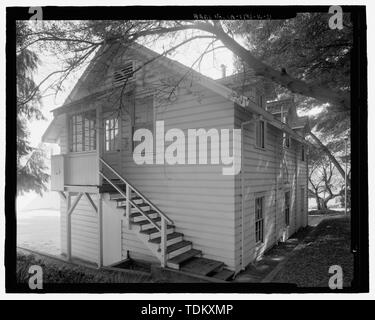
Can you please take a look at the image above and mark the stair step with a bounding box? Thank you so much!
[130,210,157,218]
[167,241,192,259]
[111,194,143,201]
[139,224,174,235]
[115,197,143,203]
[167,240,191,254]
[211,268,234,281]
[167,249,201,270]
[118,203,149,210]
[149,232,183,244]
[133,217,161,226]
[180,257,224,276]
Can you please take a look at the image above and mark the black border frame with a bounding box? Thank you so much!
[5,5,368,294]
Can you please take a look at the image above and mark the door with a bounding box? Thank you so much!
[102,112,122,176]
[51,154,64,191]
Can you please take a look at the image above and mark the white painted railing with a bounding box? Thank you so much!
[51,152,99,190]
[65,152,98,186]
[99,157,173,267]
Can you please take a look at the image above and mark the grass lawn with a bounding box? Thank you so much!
[272,215,353,287]
[17,250,154,283]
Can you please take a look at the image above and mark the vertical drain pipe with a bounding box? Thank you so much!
[240,120,252,270]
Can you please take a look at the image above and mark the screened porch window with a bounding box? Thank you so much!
[105,117,119,151]
[255,196,264,243]
[69,110,96,152]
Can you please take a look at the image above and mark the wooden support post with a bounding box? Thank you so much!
[98,193,103,268]
[67,192,83,217]
[66,192,72,261]
[96,104,103,186]
[59,191,67,201]
[85,192,98,213]
[66,192,83,262]
[126,183,131,229]
[160,217,167,268]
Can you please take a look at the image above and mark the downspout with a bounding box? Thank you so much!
[240,120,252,271]
[274,131,279,244]
[294,143,298,230]
[305,148,309,227]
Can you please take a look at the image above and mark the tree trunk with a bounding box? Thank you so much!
[316,195,322,210]
[321,200,328,211]
[309,131,351,185]
[138,22,350,111]
[323,198,331,211]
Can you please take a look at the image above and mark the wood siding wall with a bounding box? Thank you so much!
[55,45,307,271]
[235,104,308,271]
[60,194,100,264]
[118,88,237,269]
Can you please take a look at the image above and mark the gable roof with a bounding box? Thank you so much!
[43,41,309,145]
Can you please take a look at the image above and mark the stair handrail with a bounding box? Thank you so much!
[99,172,161,231]
[99,157,174,225]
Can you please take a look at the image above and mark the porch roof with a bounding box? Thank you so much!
[42,114,65,143]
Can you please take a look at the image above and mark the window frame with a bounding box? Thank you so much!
[255,119,265,149]
[69,110,96,153]
[255,196,264,244]
[104,117,120,152]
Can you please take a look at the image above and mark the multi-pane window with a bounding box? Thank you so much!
[132,96,154,150]
[256,120,265,148]
[105,117,119,152]
[70,110,96,152]
[301,145,305,161]
[255,196,264,243]
[285,191,290,226]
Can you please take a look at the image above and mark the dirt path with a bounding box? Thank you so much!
[271,215,352,287]
[235,212,350,286]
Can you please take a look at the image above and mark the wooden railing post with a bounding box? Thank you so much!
[126,183,131,229]
[96,105,103,186]
[160,217,167,268]
[66,192,72,261]
[98,193,103,268]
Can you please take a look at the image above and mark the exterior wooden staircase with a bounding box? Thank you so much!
[99,158,234,281]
